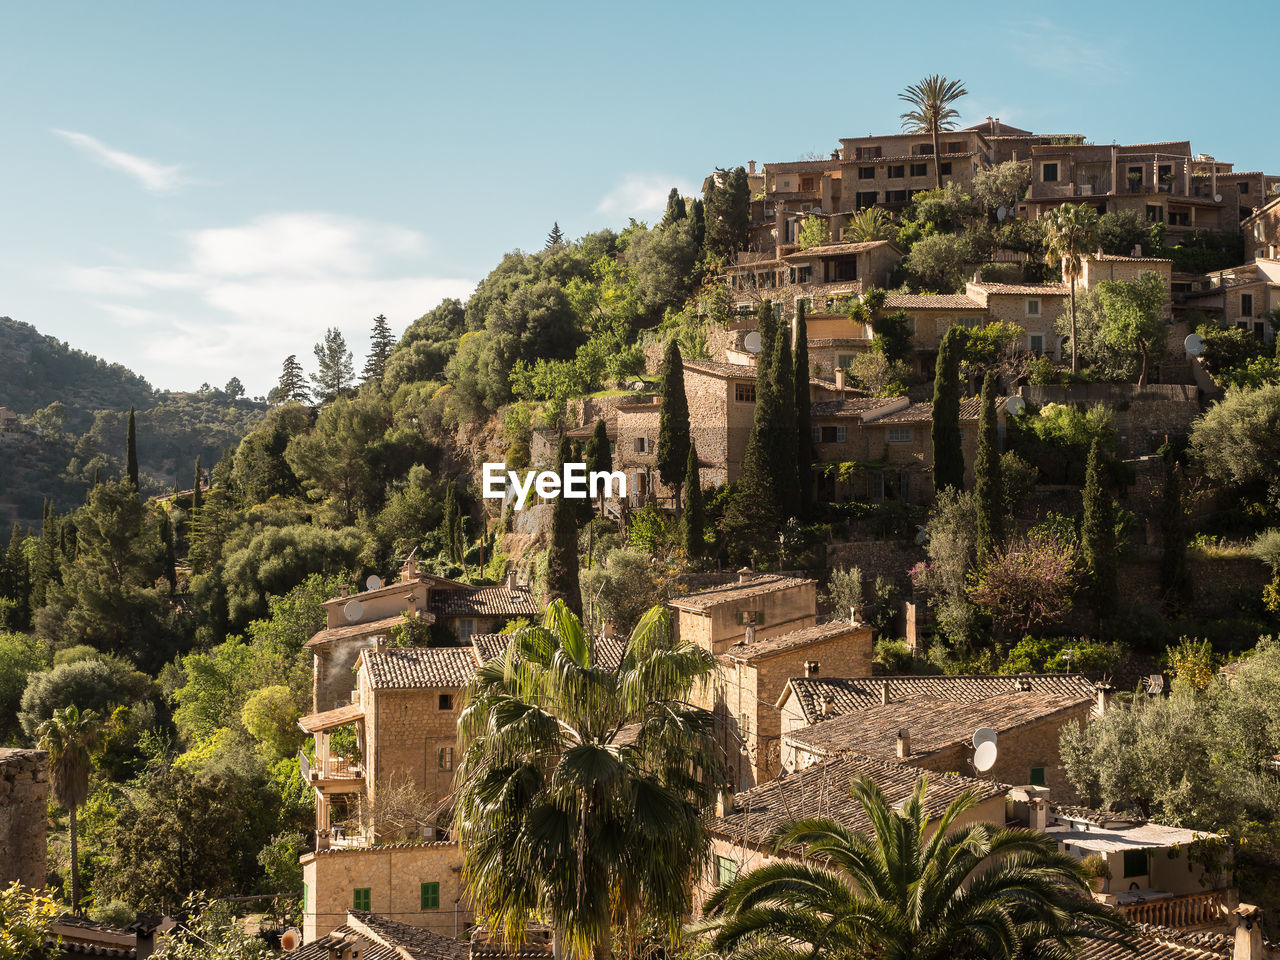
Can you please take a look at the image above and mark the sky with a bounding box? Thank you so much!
[3,0,1276,396]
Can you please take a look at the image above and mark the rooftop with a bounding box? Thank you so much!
[865,396,998,425]
[884,293,985,310]
[298,703,364,734]
[782,240,897,260]
[362,646,480,689]
[1088,253,1174,264]
[669,574,814,612]
[683,359,759,381]
[429,584,539,619]
[1047,806,1217,854]
[472,632,628,671]
[784,691,1092,762]
[810,397,901,419]
[292,911,469,960]
[305,613,412,648]
[722,619,864,664]
[969,282,1070,296]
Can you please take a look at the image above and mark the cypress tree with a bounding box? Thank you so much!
[361,314,396,385]
[1,524,30,630]
[442,484,461,563]
[793,300,812,516]
[726,301,782,554]
[546,436,582,618]
[30,499,59,609]
[681,441,705,559]
[973,372,1004,559]
[1081,438,1117,617]
[771,319,799,517]
[690,198,706,247]
[192,455,203,511]
[931,326,965,494]
[1159,445,1189,610]
[657,340,691,509]
[91,465,102,490]
[584,419,612,518]
[125,405,139,489]
[159,510,178,596]
[662,188,687,225]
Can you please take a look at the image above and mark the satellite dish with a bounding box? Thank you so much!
[973,727,998,750]
[343,599,364,622]
[280,929,302,952]
[973,740,998,773]
[1005,396,1027,416]
[1214,194,1223,203]
[743,331,762,354]
[365,574,383,591]
[1184,333,1206,357]
[996,205,1008,222]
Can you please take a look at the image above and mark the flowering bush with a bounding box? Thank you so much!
[969,532,1079,638]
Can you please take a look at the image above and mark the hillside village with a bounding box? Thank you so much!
[5,76,1280,960]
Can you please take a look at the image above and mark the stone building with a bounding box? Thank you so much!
[963,280,1070,358]
[669,572,873,789]
[1184,258,1280,346]
[0,748,49,891]
[293,910,470,960]
[724,241,901,315]
[1243,195,1280,262]
[781,689,1094,796]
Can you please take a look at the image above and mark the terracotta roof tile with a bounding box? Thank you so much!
[429,585,539,619]
[723,620,867,663]
[969,282,1069,295]
[1075,924,1237,960]
[670,574,814,611]
[783,240,898,260]
[810,398,899,418]
[781,673,1097,724]
[363,647,479,689]
[884,293,985,309]
[1089,253,1173,263]
[298,703,364,733]
[867,396,997,425]
[471,632,627,671]
[683,359,760,380]
[305,614,411,649]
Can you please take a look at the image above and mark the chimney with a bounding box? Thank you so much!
[986,115,993,133]
[1029,796,1049,832]
[994,117,1001,136]
[507,567,518,590]
[896,728,911,759]
[603,617,617,637]
[1234,905,1264,960]
[849,605,858,625]
[715,788,734,818]
[340,585,349,598]
[804,660,820,678]
[738,567,756,584]
[405,592,418,618]
[1132,243,1143,257]
[830,150,839,161]
[1017,678,1033,692]
[835,367,846,393]
[748,160,757,175]
[744,624,756,645]
[822,695,835,716]
[1095,682,1114,717]
[880,683,891,706]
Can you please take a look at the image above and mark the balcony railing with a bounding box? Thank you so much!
[1115,890,1227,929]
[300,748,362,782]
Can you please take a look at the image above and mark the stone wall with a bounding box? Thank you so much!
[0,748,49,890]
[1020,383,1202,457]
[825,540,926,592]
[364,686,464,812]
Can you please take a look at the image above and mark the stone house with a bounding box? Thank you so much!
[1079,252,1175,295]
[963,281,1070,359]
[835,130,993,214]
[0,407,20,434]
[1185,258,1280,346]
[725,241,901,315]
[305,557,537,713]
[780,689,1094,796]
[699,753,1007,910]
[1243,194,1280,262]
[670,572,873,790]
[0,748,48,891]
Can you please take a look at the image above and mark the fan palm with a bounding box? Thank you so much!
[36,705,103,916]
[697,773,1132,960]
[843,208,897,243]
[898,75,969,189]
[1043,203,1101,373]
[454,600,727,960]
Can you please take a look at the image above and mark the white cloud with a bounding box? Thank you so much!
[66,212,475,392]
[596,174,697,220]
[53,129,188,194]
[1001,20,1122,83]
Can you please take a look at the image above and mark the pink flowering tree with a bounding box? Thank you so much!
[968,532,1079,638]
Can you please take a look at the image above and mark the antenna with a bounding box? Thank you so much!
[1184,333,1206,357]
[973,740,998,773]
[343,599,364,623]
[743,331,762,354]
[365,574,383,591]
[1005,395,1027,416]
[972,727,998,750]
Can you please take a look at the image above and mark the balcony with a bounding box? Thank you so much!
[299,748,362,786]
[1108,890,1228,930]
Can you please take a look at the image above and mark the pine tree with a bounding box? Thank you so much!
[545,222,566,249]
[681,441,705,559]
[690,198,706,247]
[546,436,582,618]
[1,524,30,630]
[442,484,461,563]
[312,327,355,402]
[192,456,203,511]
[973,372,1003,559]
[1081,439,1117,617]
[125,406,139,489]
[662,188,687,225]
[1159,445,1189,610]
[275,354,312,405]
[159,510,177,596]
[794,300,813,516]
[931,326,965,494]
[771,320,799,517]
[657,340,691,508]
[584,419,612,517]
[361,314,396,384]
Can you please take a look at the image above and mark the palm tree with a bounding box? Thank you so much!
[843,207,897,243]
[898,75,969,190]
[36,705,102,916]
[697,773,1132,960]
[1043,203,1101,373]
[454,600,727,960]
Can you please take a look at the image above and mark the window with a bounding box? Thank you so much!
[811,426,821,443]
[457,619,475,641]
[421,882,440,910]
[858,166,875,179]
[736,609,764,626]
[790,265,812,284]
[939,162,952,176]
[1123,850,1148,879]
[716,856,738,887]
[886,165,905,179]
[817,425,846,443]
[833,258,858,282]
[438,693,453,711]
[945,140,964,153]
[855,145,882,160]
[913,143,934,155]
[1029,766,1046,786]
[439,746,454,771]
[800,176,815,192]
[1095,203,1107,215]
[888,428,912,442]
[1145,204,1164,223]
[1239,181,1250,194]
[1042,162,1059,183]
[633,437,650,453]
[1025,299,1041,316]
[735,383,756,403]
[1241,293,1254,315]
[856,190,877,208]
[1029,334,1045,357]
[884,190,907,203]
[910,163,927,177]
[353,888,371,911]
[837,353,855,369]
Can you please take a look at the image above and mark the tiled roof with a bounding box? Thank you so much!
[471,924,556,959]
[363,647,479,689]
[768,159,841,173]
[293,912,470,960]
[785,691,1091,761]
[298,703,364,733]
[306,840,458,857]
[806,337,872,347]
[885,293,985,310]
[709,752,1005,848]
[669,574,814,611]
[969,282,1069,295]
[429,585,539,618]
[867,396,996,425]
[722,620,866,663]
[471,632,628,671]
[810,398,898,418]
[292,931,400,960]
[1089,253,1174,263]
[783,241,897,260]
[780,673,1097,723]
[683,359,759,380]
[305,614,410,649]
[843,151,978,164]
[1076,924,1237,960]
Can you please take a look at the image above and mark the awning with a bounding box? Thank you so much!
[297,703,364,733]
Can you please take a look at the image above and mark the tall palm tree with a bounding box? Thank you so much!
[898,75,969,189]
[36,705,102,916]
[454,600,727,960]
[697,774,1132,960]
[1043,203,1101,373]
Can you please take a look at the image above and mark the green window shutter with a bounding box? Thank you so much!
[716,856,737,887]
[1029,767,1046,786]
[421,882,440,910]
[353,887,371,911]
[301,883,307,913]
